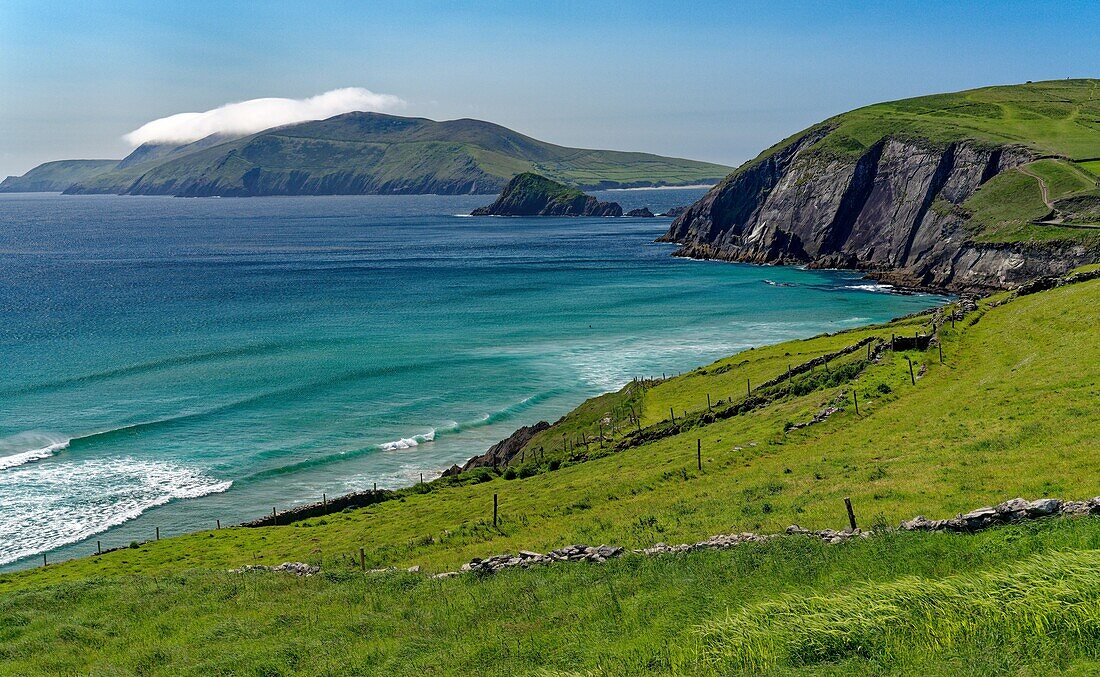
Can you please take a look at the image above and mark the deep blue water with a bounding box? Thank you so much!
[0,190,946,569]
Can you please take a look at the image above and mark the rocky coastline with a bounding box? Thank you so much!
[659,131,1098,293]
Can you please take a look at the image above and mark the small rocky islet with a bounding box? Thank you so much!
[470,172,623,216]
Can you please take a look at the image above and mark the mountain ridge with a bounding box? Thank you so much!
[29,112,730,196]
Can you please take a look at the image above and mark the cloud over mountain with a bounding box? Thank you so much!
[123,88,405,146]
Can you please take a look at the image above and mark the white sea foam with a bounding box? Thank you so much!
[378,429,436,451]
[0,433,72,470]
[848,283,895,293]
[0,457,231,565]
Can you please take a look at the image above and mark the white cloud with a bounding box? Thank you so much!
[123,88,406,146]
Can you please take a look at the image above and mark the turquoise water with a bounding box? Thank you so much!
[0,190,946,569]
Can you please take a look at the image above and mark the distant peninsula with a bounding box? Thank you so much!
[0,113,731,196]
[0,160,119,193]
[471,173,622,216]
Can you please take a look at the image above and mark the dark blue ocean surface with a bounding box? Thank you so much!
[0,190,946,568]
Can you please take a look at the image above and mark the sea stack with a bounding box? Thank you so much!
[471,173,623,216]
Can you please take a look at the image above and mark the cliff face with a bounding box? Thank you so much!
[471,173,623,216]
[660,133,1096,292]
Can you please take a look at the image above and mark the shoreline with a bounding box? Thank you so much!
[236,298,952,530]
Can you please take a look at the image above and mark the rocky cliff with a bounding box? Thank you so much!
[471,173,623,216]
[660,80,1100,292]
[441,421,551,476]
[660,131,1099,291]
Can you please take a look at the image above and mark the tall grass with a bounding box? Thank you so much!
[697,549,1100,672]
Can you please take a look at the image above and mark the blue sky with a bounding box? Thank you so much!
[1,0,1098,176]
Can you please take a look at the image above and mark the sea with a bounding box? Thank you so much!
[0,189,947,569]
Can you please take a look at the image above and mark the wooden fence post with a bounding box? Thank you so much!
[272,507,277,525]
[670,407,675,423]
[42,554,47,567]
[747,378,751,397]
[493,494,499,527]
[97,541,102,555]
[706,393,711,410]
[323,493,327,508]
[216,519,221,530]
[907,357,916,385]
[844,497,857,530]
[359,547,366,572]
[853,391,859,415]
[155,527,160,541]
[697,439,702,471]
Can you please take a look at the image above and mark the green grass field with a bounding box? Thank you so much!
[2,276,1097,674]
[813,79,1100,161]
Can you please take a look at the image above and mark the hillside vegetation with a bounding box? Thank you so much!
[1,272,1098,674]
[0,160,119,192]
[56,113,731,196]
[810,80,1100,240]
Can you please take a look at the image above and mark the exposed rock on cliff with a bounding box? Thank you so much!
[625,207,655,217]
[660,206,689,218]
[660,80,1100,292]
[471,173,622,216]
[441,421,551,476]
[661,133,1098,291]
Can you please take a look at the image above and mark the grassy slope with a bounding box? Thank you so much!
[813,79,1100,160]
[3,279,1097,588]
[0,160,119,192]
[1,279,1098,673]
[4,520,1100,675]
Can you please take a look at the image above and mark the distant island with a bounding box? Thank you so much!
[471,173,623,216]
[0,113,731,196]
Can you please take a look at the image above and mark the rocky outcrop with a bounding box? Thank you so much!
[471,173,622,216]
[625,207,655,217]
[241,489,392,527]
[660,205,689,218]
[660,132,1097,292]
[441,420,550,476]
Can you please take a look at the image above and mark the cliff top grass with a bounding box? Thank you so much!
[811,78,1100,160]
[1,277,1098,674]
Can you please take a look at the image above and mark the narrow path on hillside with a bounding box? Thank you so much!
[1018,166,1053,209]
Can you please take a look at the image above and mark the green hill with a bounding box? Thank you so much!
[59,113,731,196]
[2,269,1097,674]
[808,78,1100,160]
[0,160,119,193]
